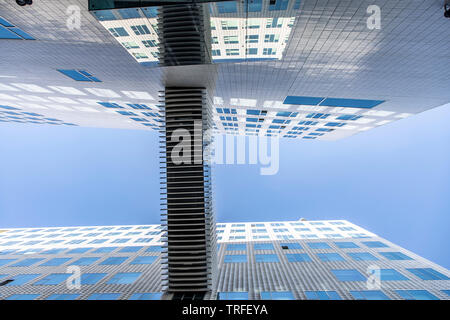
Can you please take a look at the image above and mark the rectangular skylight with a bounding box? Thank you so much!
[57,69,101,82]
[284,96,324,105]
[320,98,384,109]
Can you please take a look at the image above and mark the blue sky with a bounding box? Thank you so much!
[0,103,449,268]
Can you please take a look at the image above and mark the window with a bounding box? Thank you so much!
[0,16,34,40]
[246,48,257,55]
[107,272,141,284]
[57,69,101,82]
[119,246,143,253]
[34,273,71,285]
[122,41,139,49]
[376,269,408,281]
[217,1,237,13]
[224,35,238,44]
[93,247,117,253]
[379,252,412,260]
[286,253,311,262]
[224,255,247,263]
[350,290,390,300]
[334,241,359,249]
[307,242,331,249]
[246,34,259,43]
[331,269,366,282]
[218,292,248,300]
[41,258,71,266]
[269,0,289,11]
[317,253,345,262]
[280,243,302,250]
[406,268,450,280]
[112,238,131,244]
[146,246,163,252]
[221,20,238,30]
[67,247,92,254]
[5,294,40,300]
[254,243,274,250]
[260,291,294,300]
[2,274,39,286]
[0,259,16,266]
[129,293,162,300]
[130,256,157,265]
[88,293,121,300]
[212,49,221,56]
[255,254,279,263]
[264,34,279,43]
[305,291,341,300]
[226,244,246,251]
[70,257,100,266]
[266,17,282,28]
[81,273,107,285]
[226,49,239,56]
[11,258,43,267]
[131,25,151,35]
[348,252,378,261]
[100,257,128,265]
[396,290,438,300]
[362,241,388,248]
[263,48,276,55]
[46,294,80,300]
[442,290,450,297]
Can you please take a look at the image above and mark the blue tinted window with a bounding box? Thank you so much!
[332,269,366,282]
[6,294,40,300]
[88,293,121,300]
[118,8,141,19]
[286,253,311,262]
[377,269,408,281]
[255,254,279,263]
[46,294,80,300]
[350,290,389,300]
[11,258,44,267]
[280,243,302,249]
[254,243,274,250]
[308,242,331,249]
[119,246,143,253]
[67,247,92,254]
[34,273,71,285]
[93,247,117,253]
[146,246,163,252]
[260,291,294,300]
[92,10,116,21]
[317,253,345,262]
[224,255,247,263]
[217,1,237,13]
[129,293,162,300]
[100,257,128,265]
[269,0,289,11]
[70,257,99,266]
[0,259,16,266]
[57,69,100,82]
[41,258,71,266]
[406,268,449,280]
[226,244,246,251]
[41,248,67,254]
[0,25,22,39]
[81,273,107,285]
[4,274,40,286]
[246,0,262,12]
[348,252,378,261]
[334,241,359,249]
[130,256,157,265]
[441,290,450,296]
[379,252,412,260]
[396,290,438,300]
[218,292,248,300]
[305,291,341,300]
[362,241,388,248]
[107,272,141,284]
